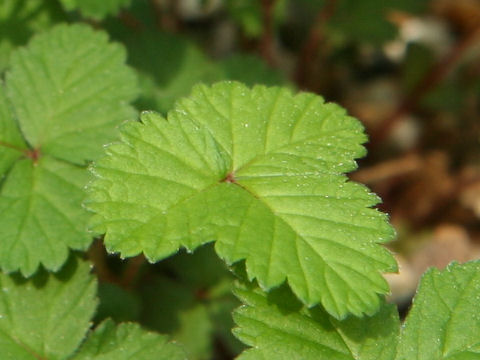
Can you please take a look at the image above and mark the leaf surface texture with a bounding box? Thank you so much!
[89,81,396,318]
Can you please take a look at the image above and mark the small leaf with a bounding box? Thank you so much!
[397,261,480,360]
[59,0,132,20]
[6,23,138,165]
[0,24,138,275]
[233,284,399,360]
[0,257,97,360]
[73,319,186,360]
[0,156,91,276]
[88,81,397,318]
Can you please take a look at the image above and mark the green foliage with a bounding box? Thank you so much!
[0,0,65,72]
[233,284,399,360]
[73,319,186,360]
[0,3,478,359]
[0,24,138,276]
[59,0,132,20]
[138,244,242,360]
[0,257,97,359]
[234,261,480,359]
[123,30,221,114]
[87,81,397,319]
[0,257,185,359]
[397,261,480,359]
[225,0,287,38]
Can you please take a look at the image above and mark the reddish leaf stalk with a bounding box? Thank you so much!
[260,0,278,66]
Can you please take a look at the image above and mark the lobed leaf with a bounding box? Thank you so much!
[0,24,138,275]
[88,81,397,318]
[73,319,186,360]
[0,257,97,360]
[233,284,399,360]
[397,261,480,360]
[6,23,138,165]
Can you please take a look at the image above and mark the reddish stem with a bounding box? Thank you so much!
[259,0,277,66]
[223,172,236,183]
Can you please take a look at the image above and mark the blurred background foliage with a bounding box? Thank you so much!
[1,0,480,358]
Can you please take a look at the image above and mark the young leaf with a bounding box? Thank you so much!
[233,284,399,360]
[6,23,138,165]
[88,81,396,318]
[59,0,132,20]
[0,257,97,360]
[0,24,138,275]
[397,261,480,360]
[72,319,186,360]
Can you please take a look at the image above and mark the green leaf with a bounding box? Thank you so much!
[0,24,138,275]
[233,284,399,360]
[174,305,213,360]
[88,81,397,318]
[139,244,241,359]
[73,319,186,360]
[59,0,132,20]
[397,261,480,360]
[123,30,221,114]
[0,156,91,275]
[0,86,26,176]
[6,23,138,165]
[0,257,97,360]
[0,0,65,72]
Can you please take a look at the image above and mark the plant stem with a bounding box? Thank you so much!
[87,239,122,285]
[259,0,277,66]
[295,0,337,89]
[121,255,145,289]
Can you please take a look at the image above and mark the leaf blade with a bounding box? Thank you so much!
[6,23,138,165]
[88,82,397,318]
[73,319,186,360]
[0,156,91,275]
[397,261,480,360]
[0,257,97,359]
[233,284,399,360]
